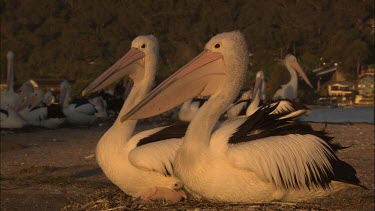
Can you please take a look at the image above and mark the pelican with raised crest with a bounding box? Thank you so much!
[82,35,186,202]
[121,31,362,202]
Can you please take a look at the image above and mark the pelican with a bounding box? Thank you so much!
[82,35,186,202]
[178,98,207,122]
[273,54,313,100]
[59,80,98,126]
[15,79,39,111]
[0,51,19,110]
[18,89,65,128]
[246,70,309,118]
[0,51,26,129]
[121,31,362,202]
[0,107,25,129]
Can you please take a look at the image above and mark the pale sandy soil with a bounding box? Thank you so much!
[0,120,374,210]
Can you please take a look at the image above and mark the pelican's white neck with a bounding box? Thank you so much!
[285,63,298,96]
[7,56,14,92]
[111,55,157,142]
[184,56,246,150]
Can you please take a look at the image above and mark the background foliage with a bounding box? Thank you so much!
[1,0,374,98]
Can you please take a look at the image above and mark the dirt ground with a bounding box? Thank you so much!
[0,119,374,211]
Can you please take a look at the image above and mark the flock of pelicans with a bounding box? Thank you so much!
[0,51,123,129]
[1,31,364,203]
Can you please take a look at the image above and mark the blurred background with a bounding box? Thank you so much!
[1,0,374,104]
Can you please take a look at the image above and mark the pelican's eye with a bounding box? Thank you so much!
[214,43,221,49]
[141,44,146,49]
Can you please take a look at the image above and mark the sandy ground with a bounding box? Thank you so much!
[0,120,374,210]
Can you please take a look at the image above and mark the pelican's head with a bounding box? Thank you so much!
[18,80,38,101]
[6,51,14,61]
[121,31,248,121]
[82,35,159,96]
[252,70,264,99]
[256,70,264,79]
[284,54,313,88]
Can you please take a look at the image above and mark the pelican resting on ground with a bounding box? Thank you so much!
[273,54,313,100]
[121,31,363,202]
[0,51,19,110]
[18,90,65,128]
[59,80,98,125]
[0,106,25,129]
[82,35,186,202]
[0,51,26,129]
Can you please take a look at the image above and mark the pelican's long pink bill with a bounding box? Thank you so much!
[82,48,145,96]
[291,62,313,88]
[121,50,225,122]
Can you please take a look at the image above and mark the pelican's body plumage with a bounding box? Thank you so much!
[122,31,362,202]
[0,108,25,129]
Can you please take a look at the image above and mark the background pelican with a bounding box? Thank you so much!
[273,54,313,100]
[247,70,310,118]
[0,106,25,129]
[19,89,65,128]
[178,98,207,122]
[0,51,19,110]
[121,31,362,202]
[59,80,98,126]
[82,35,186,202]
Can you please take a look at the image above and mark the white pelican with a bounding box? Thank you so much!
[0,51,19,110]
[121,31,362,202]
[178,98,207,122]
[82,35,186,202]
[15,79,39,111]
[0,51,26,129]
[59,80,97,126]
[273,54,313,100]
[18,89,66,128]
[246,70,310,118]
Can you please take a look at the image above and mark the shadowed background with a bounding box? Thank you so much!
[1,0,373,99]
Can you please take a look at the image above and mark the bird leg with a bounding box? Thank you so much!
[134,187,187,203]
